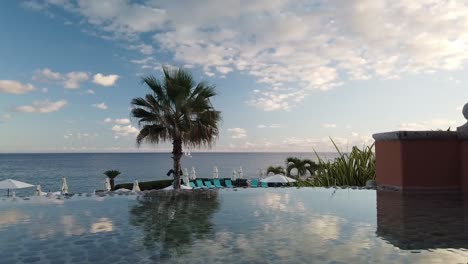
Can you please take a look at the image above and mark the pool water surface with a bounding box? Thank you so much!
[0,188,467,263]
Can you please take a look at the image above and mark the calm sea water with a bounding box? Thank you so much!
[1,189,467,263]
[0,152,338,195]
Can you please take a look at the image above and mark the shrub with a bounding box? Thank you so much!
[311,138,375,187]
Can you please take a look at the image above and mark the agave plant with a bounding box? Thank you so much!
[312,138,375,187]
[285,157,318,179]
[266,166,286,175]
[103,170,121,190]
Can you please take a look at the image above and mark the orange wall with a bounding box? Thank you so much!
[375,141,403,188]
[401,139,459,189]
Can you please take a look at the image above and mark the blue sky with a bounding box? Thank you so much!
[1,0,468,153]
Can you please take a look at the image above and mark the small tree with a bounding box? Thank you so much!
[266,166,286,175]
[104,170,121,190]
[286,157,318,179]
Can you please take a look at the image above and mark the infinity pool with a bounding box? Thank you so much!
[0,188,467,263]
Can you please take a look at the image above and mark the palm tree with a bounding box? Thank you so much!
[103,170,121,190]
[131,66,221,189]
[285,157,318,179]
[266,166,286,175]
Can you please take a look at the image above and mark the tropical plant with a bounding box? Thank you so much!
[312,138,375,187]
[131,66,221,189]
[103,170,121,190]
[285,157,318,179]
[266,166,286,175]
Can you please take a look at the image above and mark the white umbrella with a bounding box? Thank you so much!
[232,169,237,180]
[132,180,141,192]
[260,174,297,183]
[238,167,244,179]
[213,166,219,179]
[163,183,192,190]
[105,178,111,191]
[190,167,197,180]
[0,179,34,197]
[61,177,69,195]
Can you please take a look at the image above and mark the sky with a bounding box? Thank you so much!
[1,0,468,153]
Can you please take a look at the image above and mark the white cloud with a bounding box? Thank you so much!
[0,80,35,94]
[0,114,11,123]
[64,72,89,89]
[33,68,89,89]
[257,124,281,129]
[323,123,337,128]
[227,128,247,139]
[399,119,458,131]
[30,1,468,111]
[33,68,62,82]
[92,102,108,110]
[14,99,67,113]
[42,88,48,93]
[104,118,130,125]
[115,118,130,125]
[92,73,119,86]
[129,44,153,55]
[85,89,95,95]
[111,125,139,137]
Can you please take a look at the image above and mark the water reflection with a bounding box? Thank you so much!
[129,191,220,258]
[376,191,468,250]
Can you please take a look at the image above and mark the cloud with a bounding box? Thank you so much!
[399,119,458,131]
[92,73,119,86]
[257,124,281,129]
[30,1,468,111]
[227,128,247,139]
[323,123,337,128]
[104,118,130,125]
[42,88,48,93]
[0,80,35,94]
[14,99,67,113]
[64,72,89,89]
[111,125,139,137]
[33,68,62,82]
[128,44,153,55]
[0,114,11,124]
[92,102,108,110]
[85,89,95,94]
[34,68,89,89]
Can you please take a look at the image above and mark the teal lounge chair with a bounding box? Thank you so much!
[261,182,268,188]
[189,182,199,189]
[225,179,234,188]
[251,179,258,188]
[204,181,215,189]
[196,179,207,188]
[213,179,223,188]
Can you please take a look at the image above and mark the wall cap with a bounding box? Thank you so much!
[373,131,458,141]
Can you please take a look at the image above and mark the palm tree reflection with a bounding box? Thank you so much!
[129,191,219,257]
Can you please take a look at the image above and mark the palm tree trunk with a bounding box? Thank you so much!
[172,138,183,189]
[110,178,115,190]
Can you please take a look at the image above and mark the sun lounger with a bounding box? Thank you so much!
[225,179,234,188]
[189,182,200,189]
[261,182,268,188]
[251,179,258,188]
[213,179,223,188]
[196,179,207,188]
[204,181,215,189]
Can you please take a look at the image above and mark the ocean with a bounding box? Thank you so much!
[0,152,339,195]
